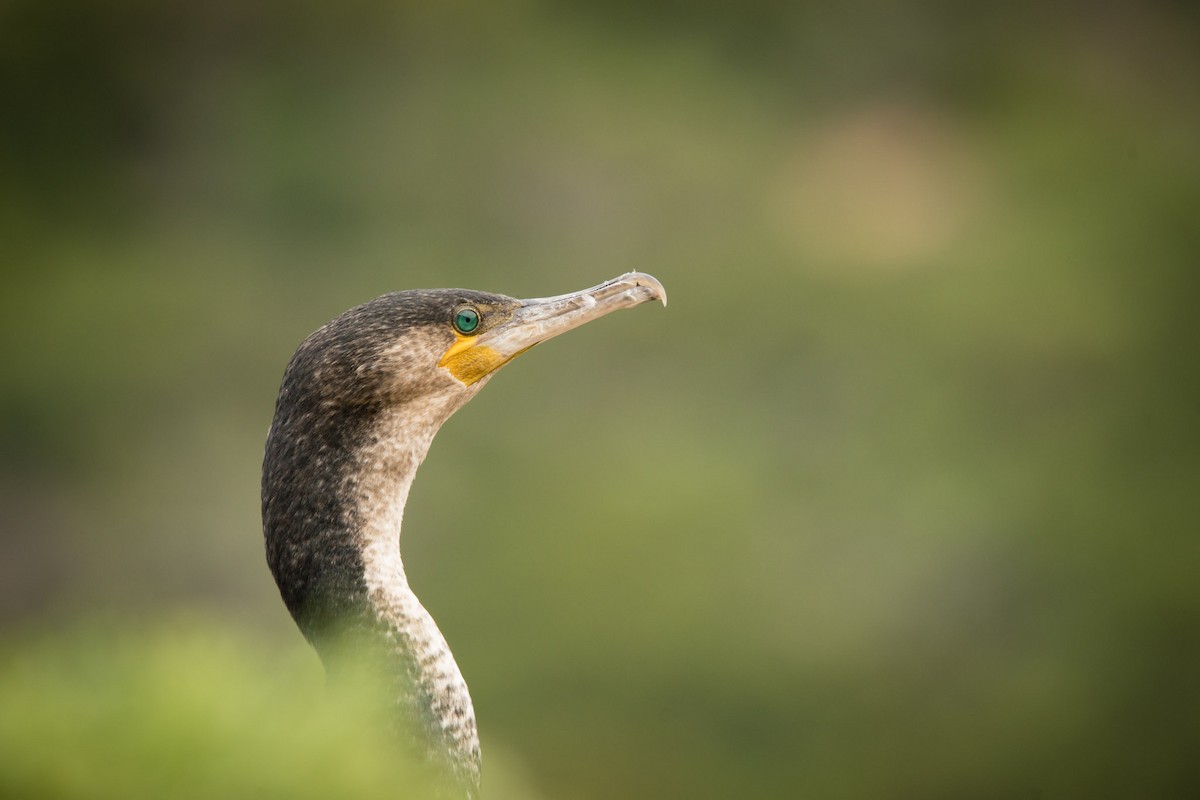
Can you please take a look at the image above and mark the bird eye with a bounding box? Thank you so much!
[453,307,481,334]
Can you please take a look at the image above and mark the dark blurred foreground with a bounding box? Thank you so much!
[1,1,1198,797]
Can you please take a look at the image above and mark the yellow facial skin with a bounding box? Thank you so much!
[438,334,509,386]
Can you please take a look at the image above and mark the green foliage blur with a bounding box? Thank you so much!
[0,620,451,799]
[2,1,1198,797]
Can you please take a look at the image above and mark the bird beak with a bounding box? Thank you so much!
[439,272,667,386]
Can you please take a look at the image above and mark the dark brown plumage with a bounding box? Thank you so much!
[262,274,665,796]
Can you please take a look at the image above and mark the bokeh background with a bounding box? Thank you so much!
[2,1,1198,797]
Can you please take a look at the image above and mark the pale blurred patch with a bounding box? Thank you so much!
[768,101,991,277]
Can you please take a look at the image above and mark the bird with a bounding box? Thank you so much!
[262,272,666,796]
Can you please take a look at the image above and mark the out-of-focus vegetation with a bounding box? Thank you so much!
[0,619,452,799]
[1,1,1198,797]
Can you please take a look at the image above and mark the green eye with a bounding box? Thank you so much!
[453,307,480,334]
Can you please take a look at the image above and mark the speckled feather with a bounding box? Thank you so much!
[262,289,514,796]
[262,274,666,798]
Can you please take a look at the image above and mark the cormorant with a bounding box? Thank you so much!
[262,273,666,796]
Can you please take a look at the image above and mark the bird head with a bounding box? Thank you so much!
[277,271,667,425]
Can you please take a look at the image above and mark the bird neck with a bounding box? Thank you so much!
[263,392,481,793]
[344,404,482,790]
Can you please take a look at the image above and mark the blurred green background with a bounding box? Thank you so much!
[2,1,1198,797]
